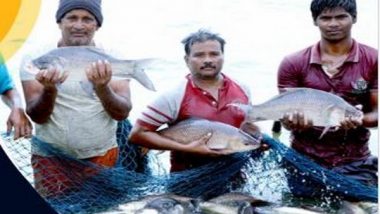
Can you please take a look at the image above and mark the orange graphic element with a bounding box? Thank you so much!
[0,0,21,42]
[0,0,41,61]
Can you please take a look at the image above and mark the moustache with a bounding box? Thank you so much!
[71,31,87,35]
[200,63,216,70]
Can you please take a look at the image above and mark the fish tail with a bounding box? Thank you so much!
[228,103,261,122]
[131,61,156,91]
[228,103,251,113]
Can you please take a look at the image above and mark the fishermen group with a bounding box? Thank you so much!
[0,0,377,200]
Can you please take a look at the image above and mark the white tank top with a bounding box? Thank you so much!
[23,68,117,159]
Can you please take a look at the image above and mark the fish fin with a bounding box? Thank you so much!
[322,104,343,125]
[324,104,336,112]
[20,56,39,80]
[49,56,67,74]
[79,79,96,99]
[238,129,261,145]
[319,126,331,139]
[135,58,159,66]
[130,60,157,91]
[227,103,251,114]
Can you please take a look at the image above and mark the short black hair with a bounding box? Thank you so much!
[181,29,226,55]
[310,0,357,21]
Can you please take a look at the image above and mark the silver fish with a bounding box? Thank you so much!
[159,118,261,154]
[199,201,253,214]
[230,88,363,137]
[208,192,271,207]
[256,206,324,214]
[22,46,156,95]
[337,201,374,214]
[114,194,197,214]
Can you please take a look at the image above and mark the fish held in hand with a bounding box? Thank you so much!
[21,46,156,96]
[230,88,363,138]
[159,118,261,154]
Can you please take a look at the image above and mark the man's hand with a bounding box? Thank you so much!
[183,133,227,156]
[340,105,364,130]
[7,108,32,139]
[35,68,68,89]
[340,116,363,130]
[281,111,313,131]
[86,60,112,90]
[240,121,269,151]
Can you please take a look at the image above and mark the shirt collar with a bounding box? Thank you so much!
[187,73,229,89]
[310,39,359,64]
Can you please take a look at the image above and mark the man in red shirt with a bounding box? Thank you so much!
[277,0,377,193]
[129,29,260,172]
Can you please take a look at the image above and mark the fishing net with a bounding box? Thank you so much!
[0,120,377,214]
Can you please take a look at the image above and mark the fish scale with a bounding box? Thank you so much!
[22,46,156,95]
[233,88,363,128]
[159,118,260,154]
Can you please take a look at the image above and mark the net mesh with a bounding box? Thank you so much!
[0,119,377,214]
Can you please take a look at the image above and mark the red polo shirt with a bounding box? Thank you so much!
[278,40,378,167]
[137,73,250,171]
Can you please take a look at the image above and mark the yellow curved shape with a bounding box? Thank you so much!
[0,0,41,61]
[0,0,21,41]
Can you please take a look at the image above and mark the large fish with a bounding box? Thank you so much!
[230,88,363,137]
[159,118,261,154]
[255,206,324,214]
[22,46,156,95]
[115,194,197,214]
[208,192,271,207]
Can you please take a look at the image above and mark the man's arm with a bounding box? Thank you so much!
[337,90,377,130]
[129,123,224,156]
[22,68,66,124]
[87,60,131,121]
[2,89,32,139]
[362,90,377,128]
[277,57,313,131]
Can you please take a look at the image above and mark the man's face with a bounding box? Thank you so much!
[185,40,224,80]
[59,9,98,46]
[314,7,355,43]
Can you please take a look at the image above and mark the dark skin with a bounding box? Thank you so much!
[130,40,228,156]
[2,89,32,139]
[130,40,266,156]
[281,8,378,131]
[22,9,131,124]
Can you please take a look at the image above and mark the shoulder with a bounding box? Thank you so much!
[278,45,313,74]
[224,75,251,99]
[148,78,188,109]
[357,42,378,60]
[159,78,188,100]
[281,45,313,64]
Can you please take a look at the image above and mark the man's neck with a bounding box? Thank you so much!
[320,37,353,56]
[191,74,224,90]
[58,39,96,47]
[192,74,224,101]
